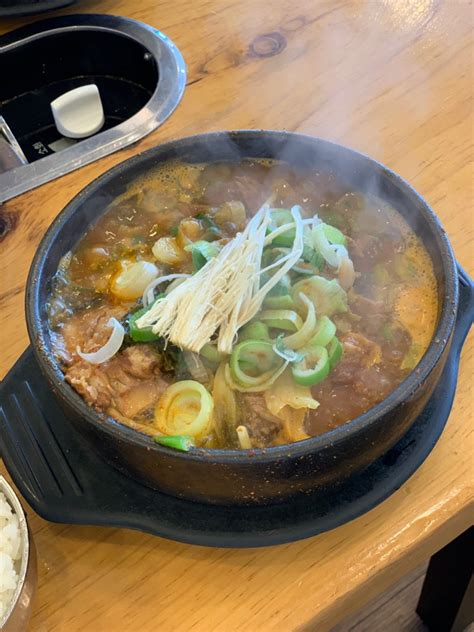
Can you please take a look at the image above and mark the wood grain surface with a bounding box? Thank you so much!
[1,1,473,630]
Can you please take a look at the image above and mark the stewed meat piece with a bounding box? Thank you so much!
[65,361,114,411]
[65,342,170,419]
[59,304,129,362]
[238,394,282,447]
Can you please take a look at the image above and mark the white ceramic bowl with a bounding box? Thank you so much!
[0,476,37,631]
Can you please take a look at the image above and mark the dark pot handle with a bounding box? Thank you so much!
[455,263,474,347]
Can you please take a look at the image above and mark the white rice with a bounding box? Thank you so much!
[0,491,22,621]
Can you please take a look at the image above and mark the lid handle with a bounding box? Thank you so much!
[51,85,105,139]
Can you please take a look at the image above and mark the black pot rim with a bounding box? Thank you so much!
[25,130,459,465]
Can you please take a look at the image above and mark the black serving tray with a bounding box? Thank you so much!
[0,266,472,548]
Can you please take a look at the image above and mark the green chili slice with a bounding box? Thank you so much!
[128,295,165,342]
[308,316,337,348]
[185,240,221,271]
[328,336,343,368]
[153,435,195,452]
[291,345,330,386]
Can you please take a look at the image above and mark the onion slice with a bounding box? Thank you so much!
[142,274,191,307]
[76,317,124,364]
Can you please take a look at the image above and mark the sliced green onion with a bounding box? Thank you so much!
[308,315,337,347]
[295,240,325,277]
[153,435,195,452]
[263,275,294,309]
[224,361,288,393]
[230,340,282,387]
[200,342,221,365]
[302,228,315,261]
[291,346,330,386]
[185,240,221,271]
[308,250,325,270]
[301,230,325,270]
[267,209,295,247]
[282,293,317,350]
[259,309,303,332]
[231,339,278,376]
[328,336,343,368]
[312,223,341,268]
[263,294,295,309]
[322,223,347,245]
[238,321,270,341]
[266,274,291,294]
[292,276,347,317]
[155,381,214,438]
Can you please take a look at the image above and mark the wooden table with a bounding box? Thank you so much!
[1,1,473,630]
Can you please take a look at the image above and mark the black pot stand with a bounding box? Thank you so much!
[0,265,472,548]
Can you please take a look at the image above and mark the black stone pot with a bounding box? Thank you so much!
[25,131,458,506]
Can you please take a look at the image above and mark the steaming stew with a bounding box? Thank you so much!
[48,160,438,450]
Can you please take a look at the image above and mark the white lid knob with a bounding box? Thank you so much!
[51,84,105,139]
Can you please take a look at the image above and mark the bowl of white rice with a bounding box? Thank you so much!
[0,476,37,631]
